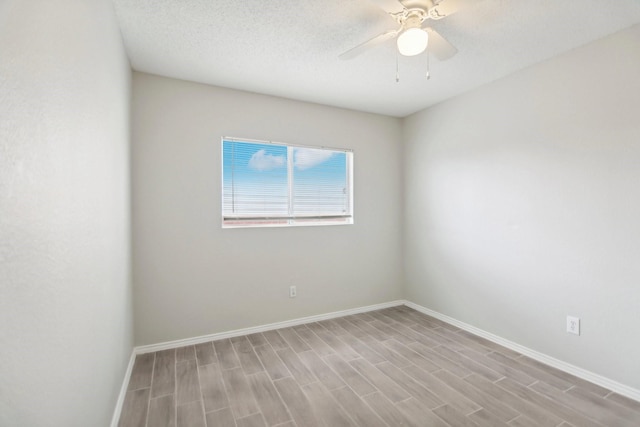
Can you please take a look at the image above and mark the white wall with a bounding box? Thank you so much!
[0,1,132,425]
[132,73,403,345]
[403,24,640,390]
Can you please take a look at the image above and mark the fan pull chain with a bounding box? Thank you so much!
[396,49,400,83]
[426,50,431,80]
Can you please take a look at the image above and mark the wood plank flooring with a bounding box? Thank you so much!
[118,306,640,427]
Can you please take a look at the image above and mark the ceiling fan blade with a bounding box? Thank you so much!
[339,30,400,60]
[428,0,476,19]
[425,27,458,60]
[368,0,405,14]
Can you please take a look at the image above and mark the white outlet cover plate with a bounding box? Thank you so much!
[567,316,580,335]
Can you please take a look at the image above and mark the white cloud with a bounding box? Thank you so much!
[248,149,285,171]
[294,148,333,171]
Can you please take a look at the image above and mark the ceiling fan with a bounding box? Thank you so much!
[340,0,475,60]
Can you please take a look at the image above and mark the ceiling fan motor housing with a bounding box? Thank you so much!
[400,0,436,10]
[403,13,425,29]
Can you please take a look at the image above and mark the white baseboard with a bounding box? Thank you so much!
[110,351,136,427]
[404,301,640,402]
[134,300,405,355]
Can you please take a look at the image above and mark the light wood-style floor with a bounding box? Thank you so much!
[118,306,640,427]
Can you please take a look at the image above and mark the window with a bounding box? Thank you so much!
[222,138,353,228]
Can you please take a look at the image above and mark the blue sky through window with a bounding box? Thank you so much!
[223,140,349,220]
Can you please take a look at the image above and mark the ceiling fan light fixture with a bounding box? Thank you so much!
[397,27,428,56]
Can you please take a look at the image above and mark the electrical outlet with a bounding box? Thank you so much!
[567,316,580,335]
[289,286,297,298]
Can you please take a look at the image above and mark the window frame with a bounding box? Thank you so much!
[221,137,354,228]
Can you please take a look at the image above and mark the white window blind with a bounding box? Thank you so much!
[222,138,353,227]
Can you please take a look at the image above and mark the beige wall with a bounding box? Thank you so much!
[131,73,404,345]
[403,25,640,389]
[0,0,132,425]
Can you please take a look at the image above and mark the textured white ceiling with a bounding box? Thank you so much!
[113,0,640,117]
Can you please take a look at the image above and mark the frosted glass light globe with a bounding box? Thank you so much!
[397,28,428,56]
